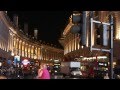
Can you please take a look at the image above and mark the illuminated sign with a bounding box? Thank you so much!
[54,60,60,63]
[14,55,20,66]
[0,62,2,66]
[98,63,108,66]
[99,63,104,65]
[22,59,30,65]
[14,55,20,62]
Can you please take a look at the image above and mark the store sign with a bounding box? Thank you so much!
[14,55,20,66]
[22,59,30,65]
[54,60,60,63]
[14,55,20,62]
[98,63,107,66]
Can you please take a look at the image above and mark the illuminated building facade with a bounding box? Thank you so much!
[0,11,64,63]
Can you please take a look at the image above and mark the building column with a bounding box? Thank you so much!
[38,48,40,60]
[29,45,31,58]
[39,47,42,60]
[69,38,71,52]
[8,33,10,52]
[68,38,70,53]
[71,34,73,51]
[14,37,17,55]
[8,31,12,52]
[17,38,19,55]
[114,12,120,39]
[11,34,14,54]
[71,34,72,52]
[43,51,44,60]
[64,44,66,55]
[36,47,38,59]
[75,34,77,50]
[22,41,25,57]
[77,33,80,50]
[31,46,34,59]
[13,37,15,54]
[34,46,37,59]
[19,40,22,56]
[24,42,26,57]
[26,43,28,58]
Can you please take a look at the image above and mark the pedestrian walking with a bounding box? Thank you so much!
[104,73,109,79]
[37,63,50,79]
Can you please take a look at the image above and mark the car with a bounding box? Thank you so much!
[71,70,82,76]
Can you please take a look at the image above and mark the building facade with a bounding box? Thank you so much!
[0,11,64,64]
[59,11,120,76]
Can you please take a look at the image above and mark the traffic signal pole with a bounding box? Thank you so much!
[90,15,114,79]
[81,11,87,46]
[109,15,114,79]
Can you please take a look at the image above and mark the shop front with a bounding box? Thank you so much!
[74,56,109,78]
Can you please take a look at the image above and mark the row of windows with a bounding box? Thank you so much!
[12,37,63,60]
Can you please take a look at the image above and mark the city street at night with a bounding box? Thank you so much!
[0,11,120,79]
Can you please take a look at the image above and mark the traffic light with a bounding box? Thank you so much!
[103,24,109,46]
[96,25,103,45]
[70,11,87,46]
[96,24,109,46]
[71,11,82,34]
[70,24,81,34]
[80,11,87,46]
[72,11,81,24]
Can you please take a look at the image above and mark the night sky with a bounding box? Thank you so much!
[7,11,72,49]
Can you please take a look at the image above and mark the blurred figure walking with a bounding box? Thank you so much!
[104,73,109,79]
[37,63,50,79]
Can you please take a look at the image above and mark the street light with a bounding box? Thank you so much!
[11,52,14,56]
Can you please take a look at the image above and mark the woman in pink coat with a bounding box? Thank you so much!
[37,63,50,79]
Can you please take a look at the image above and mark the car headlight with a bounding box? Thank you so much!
[74,73,76,75]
